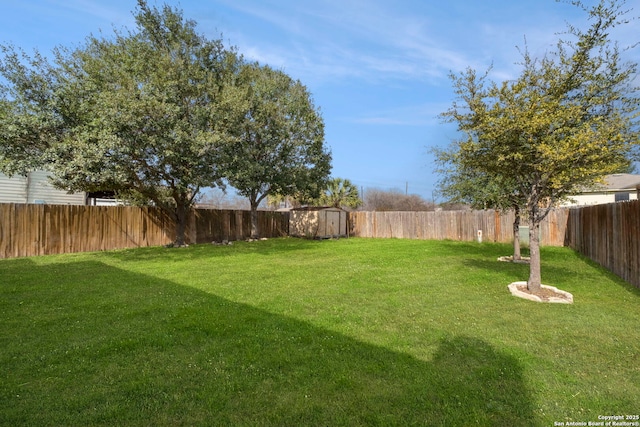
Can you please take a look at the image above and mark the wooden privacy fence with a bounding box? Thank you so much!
[564,201,640,289]
[2,202,638,289]
[0,204,289,258]
[348,209,570,246]
[189,208,289,244]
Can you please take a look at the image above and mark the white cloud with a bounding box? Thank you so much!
[217,0,474,85]
[198,0,640,120]
[347,102,447,127]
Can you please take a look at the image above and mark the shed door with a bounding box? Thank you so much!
[325,210,340,236]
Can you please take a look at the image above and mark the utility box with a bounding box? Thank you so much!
[289,206,348,239]
[518,225,542,245]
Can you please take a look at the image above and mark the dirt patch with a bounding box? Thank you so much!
[515,284,566,301]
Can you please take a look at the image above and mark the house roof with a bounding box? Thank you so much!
[575,174,640,195]
[601,174,640,191]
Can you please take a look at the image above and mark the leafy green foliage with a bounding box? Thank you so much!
[317,177,362,209]
[439,0,639,291]
[434,88,526,213]
[0,3,333,245]
[221,63,331,236]
[434,157,525,245]
[0,2,246,245]
[0,47,65,176]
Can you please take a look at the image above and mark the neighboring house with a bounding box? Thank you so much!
[0,171,86,205]
[560,173,640,207]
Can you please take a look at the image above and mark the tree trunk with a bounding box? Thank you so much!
[250,199,259,239]
[527,215,542,293]
[174,201,188,247]
[512,206,521,260]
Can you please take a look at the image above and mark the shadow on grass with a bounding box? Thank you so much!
[424,241,533,267]
[1,259,537,426]
[459,244,640,296]
[461,256,529,281]
[462,248,593,291]
[98,237,324,264]
[539,247,640,297]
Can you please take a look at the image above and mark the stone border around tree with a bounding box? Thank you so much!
[508,281,574,304]
[498,256,530,264]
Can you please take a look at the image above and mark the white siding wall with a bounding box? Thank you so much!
[0,171,85,205]
[561,192,638,207]
[26,171,85,205]
[0,172,28,203]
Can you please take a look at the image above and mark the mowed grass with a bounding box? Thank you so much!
[1,238,638,426]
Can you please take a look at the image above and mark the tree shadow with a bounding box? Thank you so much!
[462,257,529,281]
[539,247,640,297]
[459,244,640,297]
[97,237,323,263]
[428,241,531,263]
[0,259,538,426]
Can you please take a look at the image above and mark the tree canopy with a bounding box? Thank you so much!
[0,1,242,245]
[318,177,362,209]
[0,1,332,245]
[434,69,532,260]
[438,0,639,292]
[221,62,331,237]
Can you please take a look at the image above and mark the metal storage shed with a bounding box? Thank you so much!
[289,206,348,238]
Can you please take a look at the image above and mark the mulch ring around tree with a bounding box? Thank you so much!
[508,282,573,304]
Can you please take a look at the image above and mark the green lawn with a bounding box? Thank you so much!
[1,238,638,426]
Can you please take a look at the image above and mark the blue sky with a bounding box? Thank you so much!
[1,0,638,200]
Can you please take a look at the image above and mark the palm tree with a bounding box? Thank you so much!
[320,178,362,209]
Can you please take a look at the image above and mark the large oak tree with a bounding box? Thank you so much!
[0,1,239,246]
[222,63,331,238]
